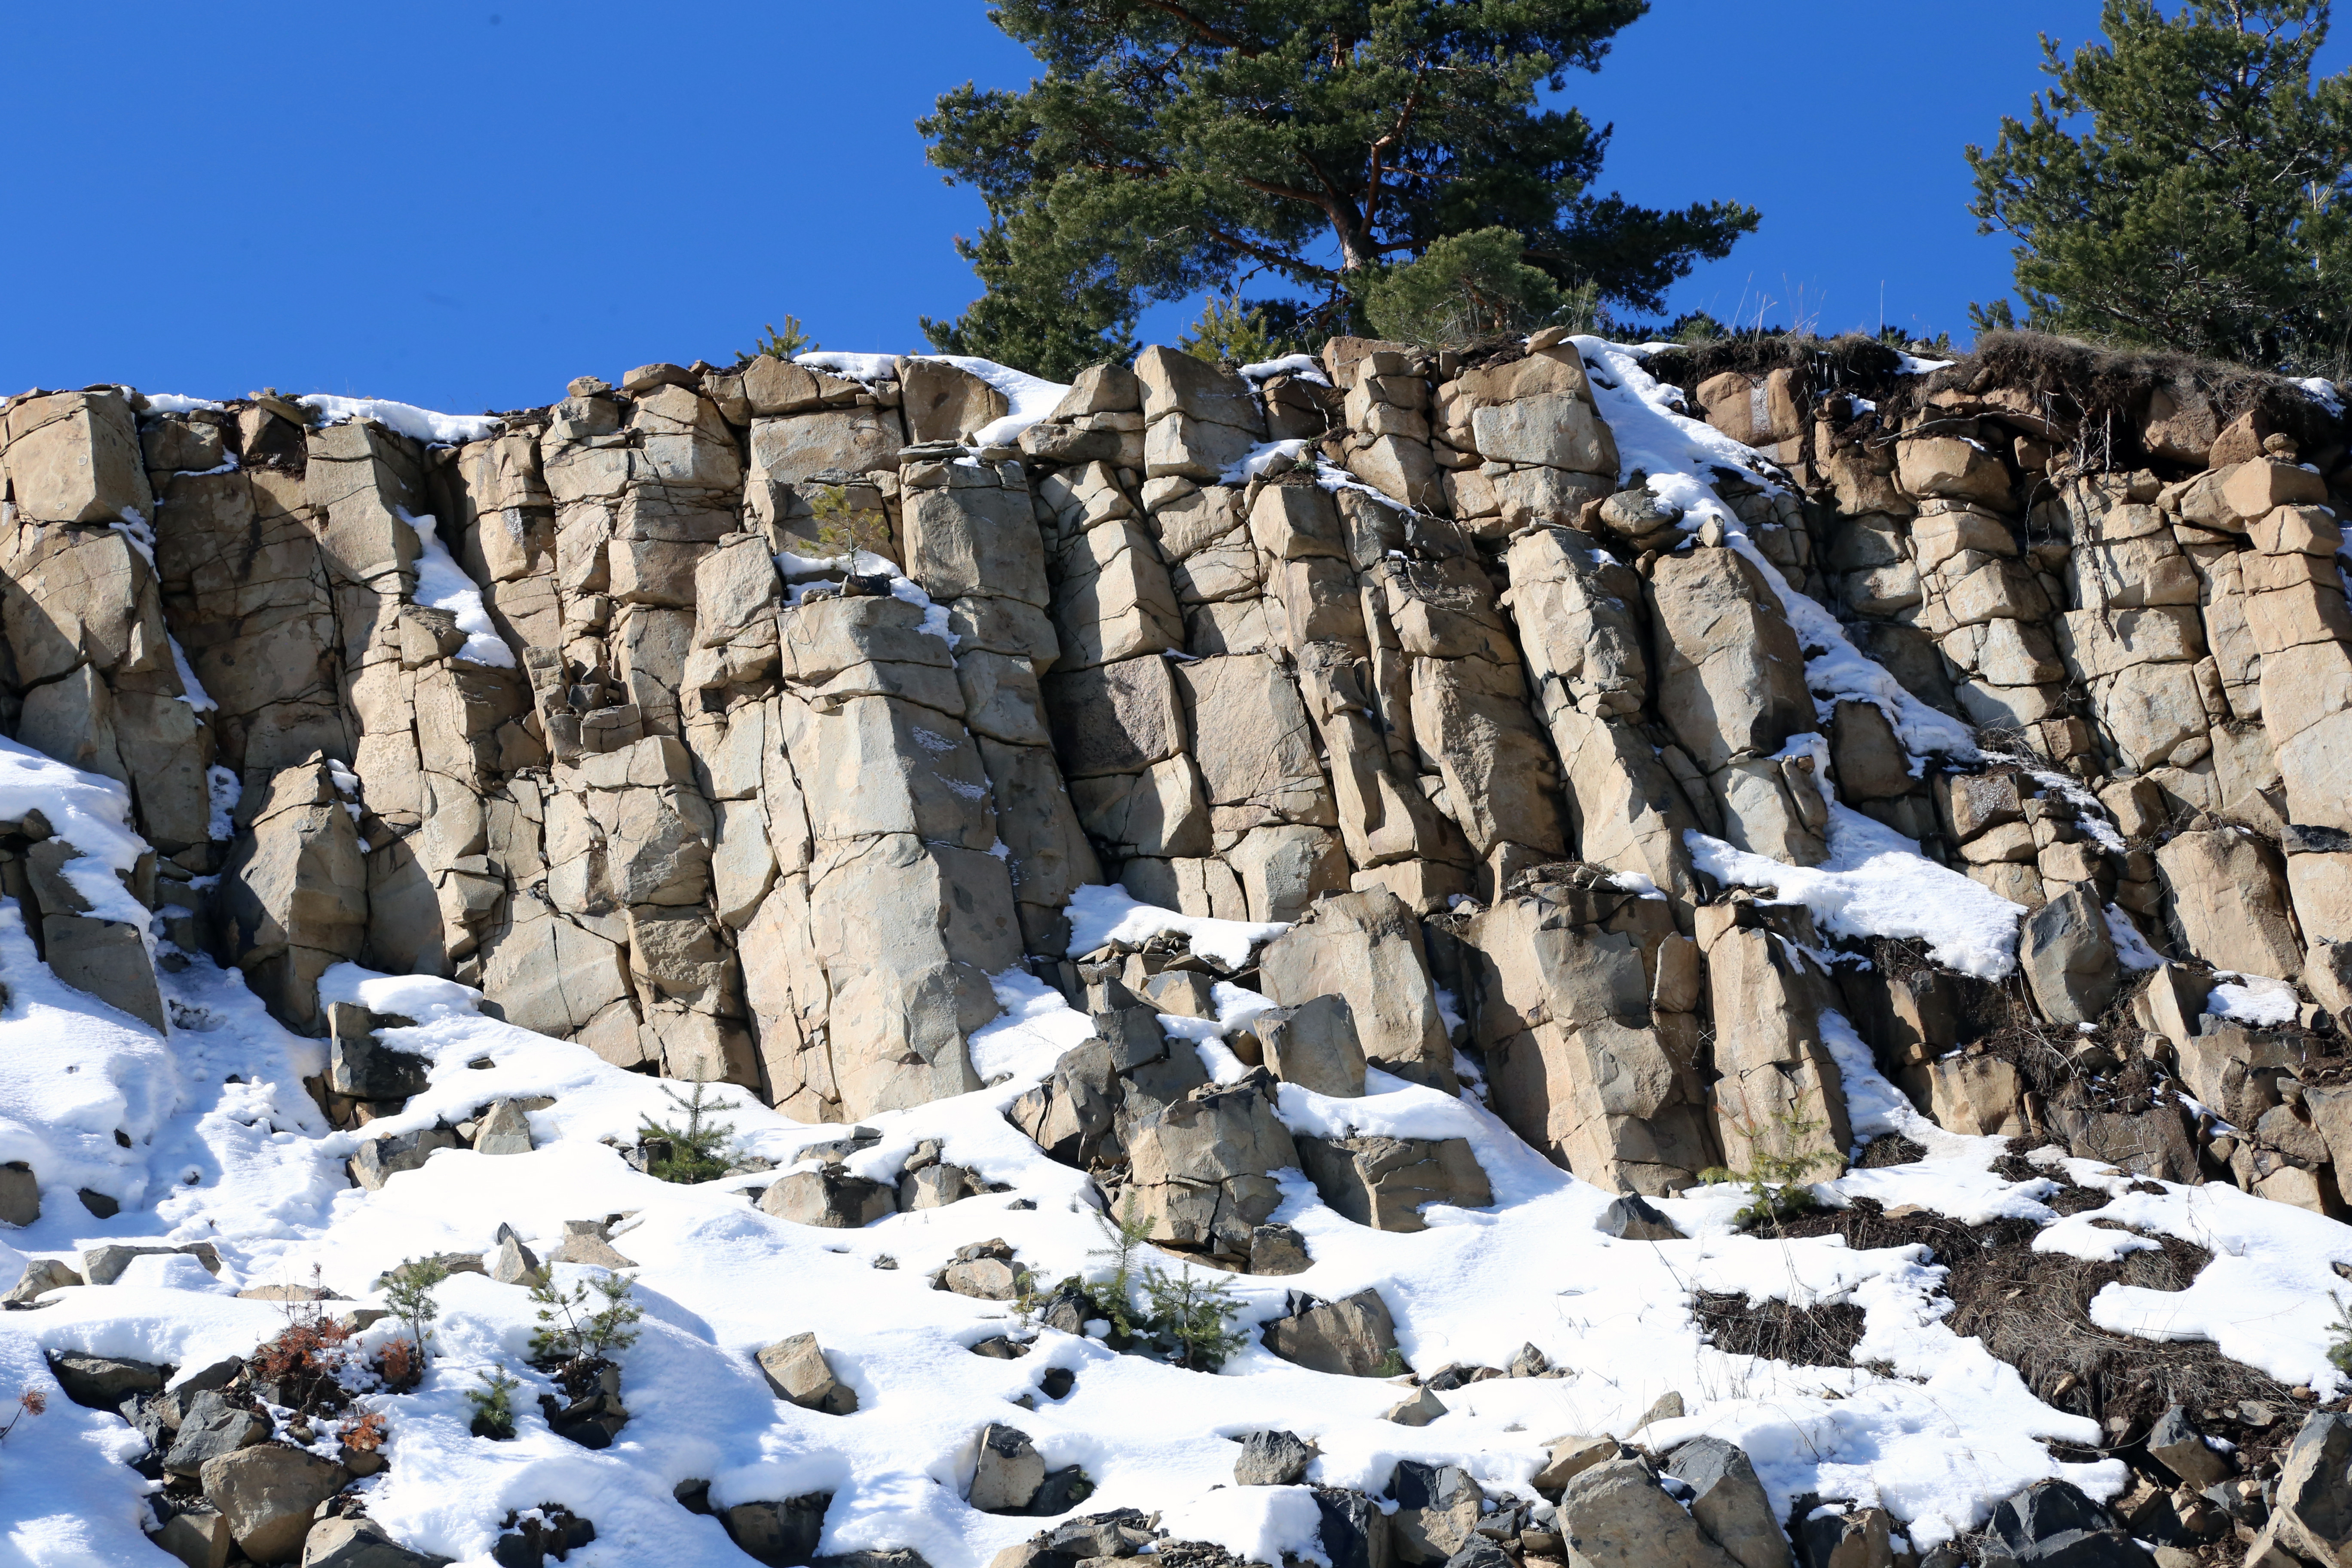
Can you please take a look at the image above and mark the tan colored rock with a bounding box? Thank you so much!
[2156,828,2304,979]
[1647,545,1814,772]
[1228,823,1349,923]
[1121,1078,1298,1254]
[222,756,369,1032]
[1458,867,1715,1194]
[1896,434,2012,508]
[1259,888,1454,1091]
[0,389,152,524]
[756,1332,858,1415]
[899,357,1010,443]
[1297,1132,1490,1231]
[1697,900,1850,1177]
[1042,655,1188,778]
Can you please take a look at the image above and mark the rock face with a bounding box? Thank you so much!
[7,327,2352,1254]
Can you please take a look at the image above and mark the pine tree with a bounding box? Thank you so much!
[918,0,1757,378]
[1966,0,2352,375]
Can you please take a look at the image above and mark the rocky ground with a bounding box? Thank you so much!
[0,327,2349,1568]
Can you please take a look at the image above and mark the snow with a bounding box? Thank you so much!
[2296,377,2346,419]
[138,393,225,415]
[1063,884,1289,970]
[2208,972,2300,1026]
[300,395,500,447]
[2107,907,2164,971]
[1686,804,2027,980]
[1574,338,1977,770]
[1224,438,1312,483]
[168,634,216,712]
[1,509,2349,1566]
[795,352,898,384]
[400,508,518,668]
[790,353,1071,450]
[1237,354,1329,386]
[1892,352,1954,377]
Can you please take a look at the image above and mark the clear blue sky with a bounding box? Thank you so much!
[3,2,2341,413]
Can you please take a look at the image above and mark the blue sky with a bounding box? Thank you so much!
[3,2,2342,412]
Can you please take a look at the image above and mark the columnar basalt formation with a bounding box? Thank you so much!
[4,325,2349,1228]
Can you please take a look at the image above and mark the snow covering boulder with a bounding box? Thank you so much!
[1664,1439,1789,1568]
[1261,1287,1399,1376]
[199,1445,348,1565]
[1554,1454,1738,1568]
[1296,1133,1490,1232]
[758,1332,857,1415]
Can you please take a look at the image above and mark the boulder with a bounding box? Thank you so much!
[721,1494,831,1568]
[1314,1489,1395,1568]
[1555,1455,1739,1568]
[1977,1479,2145,1568]
[1385,1387,1448,1427]
[350,1128,461,1191]
[1297,1134,1491,1232]
[2146,1406,2231,1488]
[299,1515,453,1567]
[222,757,370,1033]
[760,1168,897,1228]
[1598,1194,1682,1241]
[0,1162,35,1227]
[471,1099,534,1156]
[162,1391,271,1477]
[0,389,152,524]
[1389,1461,1485,1565]
[757,1332,858,1415]
[199,1446,348,1565]
[937,1239,1025,1299]
[1121,1078,1298,1254]
[2255,1410,2352,1567]
[1235,1429,1315,1486]
[1261,1288,1398,1376]
[971,1423,1048,1513]
[1258,889,1453,1092]
[1665,1439,1790,1568]
[151,1503,235,1568]
[46,1348,163,1407]
[2018,887,2122,1026]
[1794,1508,1891,1568]
[2156,829,2305,980]
[1260,995,1368,1097]
[1534,1435,1618,1493]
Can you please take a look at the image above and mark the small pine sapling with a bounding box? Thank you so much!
[383,1255,450,1367]
[1080,1194,1158,1344]
[1374,1348,1409,1378]
[805,484,891,566]
[467,1366,521,1440]
[2328,1295,2352,1375]
[1700,1112,1839,1234]
[528,1271,644,1374]
[637,1070,741,1185]
[1177,294,1290,365]
[1139,1264,1248,1372]
[735,315,817,365]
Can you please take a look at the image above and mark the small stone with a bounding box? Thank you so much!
[1385,1386,1448,1427]
[472,1099,534,1157]
[1596,1193,1682,1242]
[756,1332,858,1415]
